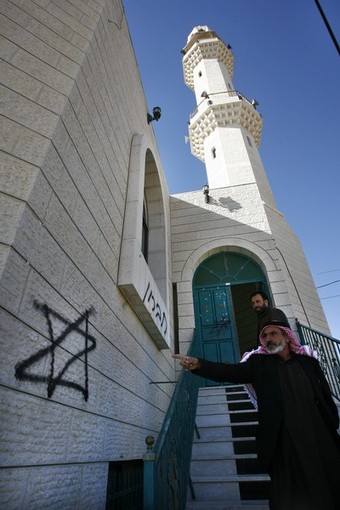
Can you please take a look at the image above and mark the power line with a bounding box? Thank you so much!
[316,279,340,289]
[314,0,340,55]
[320,294,340,300]
[317,268,340,275]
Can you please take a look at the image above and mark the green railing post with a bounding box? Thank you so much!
[142,333,202,509]
[143,435,156,510]
[296,319,340,401]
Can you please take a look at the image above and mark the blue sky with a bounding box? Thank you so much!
[124,0,340,339]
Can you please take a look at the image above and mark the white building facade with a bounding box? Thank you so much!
[0,5,329,510]
[173,26,329,363]
[0,1,174,508]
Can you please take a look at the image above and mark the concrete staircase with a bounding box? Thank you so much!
[186,385,270,510]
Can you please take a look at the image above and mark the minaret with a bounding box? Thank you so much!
[182,26,275,208]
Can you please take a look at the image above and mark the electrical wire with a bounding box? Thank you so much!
[314,0,340,54]
[317,269,340,274]
[316,279,340,289]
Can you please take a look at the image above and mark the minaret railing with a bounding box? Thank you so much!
[189,89,255,120]
[297,320,340,401]
[143,333,202,510]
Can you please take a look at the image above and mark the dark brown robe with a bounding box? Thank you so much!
[268,356,340,510]
[195,353,340,509]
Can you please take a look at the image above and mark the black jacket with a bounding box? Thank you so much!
[195,354,340,469]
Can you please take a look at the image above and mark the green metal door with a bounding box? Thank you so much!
[192,251,269,379]
[196,285,239,366]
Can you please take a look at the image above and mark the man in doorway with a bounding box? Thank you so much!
[173,321,340,510]
[250,291,289,340]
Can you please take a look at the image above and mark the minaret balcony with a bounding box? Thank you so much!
[188,90,263,161]
[183,37,234,89]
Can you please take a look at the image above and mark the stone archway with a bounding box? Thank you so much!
[193,251,268,362]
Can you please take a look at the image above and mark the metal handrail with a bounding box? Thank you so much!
[143,334,202,510]
[296,320,340,402]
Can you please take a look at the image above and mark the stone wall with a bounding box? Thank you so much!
[171,182,329,355]
[0,1,173,508]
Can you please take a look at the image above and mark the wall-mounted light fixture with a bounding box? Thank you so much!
[202,184,210,203]
[201,91,209,99]
[251,99,259,109]
[147,106,162,124]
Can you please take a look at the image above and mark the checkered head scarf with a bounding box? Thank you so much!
[241,323,317,407]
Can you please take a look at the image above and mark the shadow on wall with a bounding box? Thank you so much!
[217,196,242,211]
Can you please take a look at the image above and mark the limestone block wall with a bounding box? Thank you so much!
[171,183,294,354]
[264,204,329,333]
[171,183,329,357]
[0,1,173,508]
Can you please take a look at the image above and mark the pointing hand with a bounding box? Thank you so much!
[172,354,200,371]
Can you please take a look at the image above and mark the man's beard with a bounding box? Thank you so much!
[265,340,286,354]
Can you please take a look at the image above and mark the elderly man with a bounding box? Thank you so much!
[173,321,340,510]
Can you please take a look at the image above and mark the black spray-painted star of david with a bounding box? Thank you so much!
[15,301,96,401]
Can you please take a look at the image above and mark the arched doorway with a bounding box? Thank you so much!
[193,251,268,369]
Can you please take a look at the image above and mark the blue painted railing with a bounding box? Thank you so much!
[143,335,202,510]
[297,320,340,402]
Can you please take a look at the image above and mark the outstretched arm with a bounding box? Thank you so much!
[173,353,255,384]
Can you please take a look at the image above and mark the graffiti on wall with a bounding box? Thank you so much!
[142,282,168,335]
[15,301,96,401]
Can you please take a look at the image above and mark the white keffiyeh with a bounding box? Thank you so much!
[241,326,317,408]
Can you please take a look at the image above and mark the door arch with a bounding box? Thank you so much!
[193,251,268,368]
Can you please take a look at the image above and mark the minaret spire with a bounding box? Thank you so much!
[182,26,275,207]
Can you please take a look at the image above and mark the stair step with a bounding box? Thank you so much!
[186,501,269,510]
[189,385,270,507]
[193,436,256,443]
[198,394,249,400]
[192,474,270,483]
[192,454,258,460]
[195,421,259,427]
[196,409,258,417]
[194,425,255,441]
[198,386,244,395]
[228,409,257,414]
[225,398,253,403]
[196,410,258,417]
[198,398,254,403]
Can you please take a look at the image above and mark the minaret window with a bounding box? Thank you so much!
[246,135,253,147]
[198,71,202,77]
[211,147,217,159]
